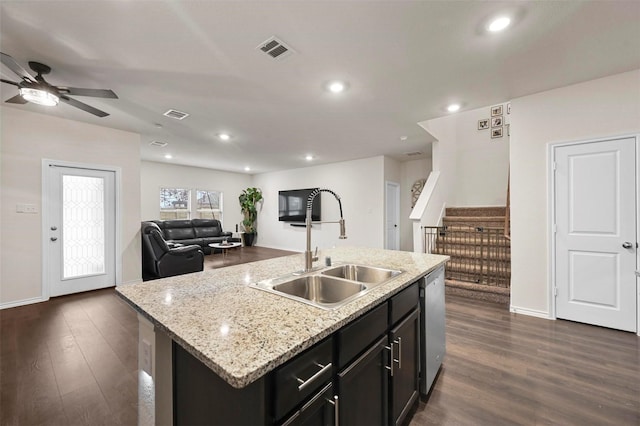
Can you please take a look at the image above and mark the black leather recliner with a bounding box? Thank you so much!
[141,221,204,281]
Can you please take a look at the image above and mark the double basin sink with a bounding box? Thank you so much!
[250,264,403,310]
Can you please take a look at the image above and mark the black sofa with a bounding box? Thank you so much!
[141,221,204,281]
[151,219,238,254]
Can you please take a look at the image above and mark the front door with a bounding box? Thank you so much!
[554,136,637,332]
[47,165,116,297]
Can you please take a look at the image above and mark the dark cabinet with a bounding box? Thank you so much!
[172,280,424,426]
[337,336,389,425]
[389,308,420,426]
[280,383,337,426]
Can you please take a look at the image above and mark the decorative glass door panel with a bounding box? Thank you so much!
[62,175,106,279]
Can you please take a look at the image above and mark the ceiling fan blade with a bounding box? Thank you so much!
[1,78,20,87]
[57,87,118,99]
[0,52,36,82]
[5,94,28,104]
[59,95,109,117]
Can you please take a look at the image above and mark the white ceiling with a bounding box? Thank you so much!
[1,1,639,174]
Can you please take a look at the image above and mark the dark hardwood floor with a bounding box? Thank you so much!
[410,296,640,426]
[2,246,638,425]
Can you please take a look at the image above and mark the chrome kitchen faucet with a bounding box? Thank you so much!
[304,188,346,272]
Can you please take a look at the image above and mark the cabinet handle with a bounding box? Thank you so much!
[327,395,339,426]
[395,337,402,369]
[295,362,332,392]
[385,345,394,377]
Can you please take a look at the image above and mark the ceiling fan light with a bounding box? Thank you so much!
[20,87,59,106]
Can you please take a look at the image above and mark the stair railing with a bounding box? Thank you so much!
[423,225,510,288]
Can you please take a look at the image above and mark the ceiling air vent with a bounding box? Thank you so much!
[163,109,190,120]
[257,36,295,60]
[405,151,423,157]
[149,140,168,147]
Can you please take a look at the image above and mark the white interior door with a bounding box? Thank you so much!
[385,181,400,250]
[554,137,637,332]
[47,165,116,297]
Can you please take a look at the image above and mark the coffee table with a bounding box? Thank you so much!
[208,242,242,261]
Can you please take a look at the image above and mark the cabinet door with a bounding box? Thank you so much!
[280,383,336,426]
[389,308,420,426]
[337,336,389,426]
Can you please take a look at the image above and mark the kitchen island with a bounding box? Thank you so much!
[117,247,448,425]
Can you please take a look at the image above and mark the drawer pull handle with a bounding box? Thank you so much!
[385,345,394,377]
[327,395,339,426]
[295,362,332,392]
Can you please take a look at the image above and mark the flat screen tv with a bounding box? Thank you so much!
[279,188,321,222]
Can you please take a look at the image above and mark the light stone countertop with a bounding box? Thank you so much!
[116,247,448,388]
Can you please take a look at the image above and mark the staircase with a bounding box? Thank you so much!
[424,206,511,304]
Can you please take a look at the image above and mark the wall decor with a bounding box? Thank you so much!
[478,119,489,130]
[491,105,503,116]
[491,127,503,138]
[491,116,503,127]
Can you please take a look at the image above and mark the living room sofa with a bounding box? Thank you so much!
[150,219,238,254]
[141,221,204,281]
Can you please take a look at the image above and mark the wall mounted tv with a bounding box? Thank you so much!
[278,188,321,222]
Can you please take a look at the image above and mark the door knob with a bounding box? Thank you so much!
[50,237,58,242]
[622,242,633,249]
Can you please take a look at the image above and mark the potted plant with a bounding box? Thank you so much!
[238,187,263,247]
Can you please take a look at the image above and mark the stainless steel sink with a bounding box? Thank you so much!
[273,275,366,306]
[250,264,403,309]
[321,264,401,284]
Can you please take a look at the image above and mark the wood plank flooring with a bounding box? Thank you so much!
[2,246,638,425]
[410,296,640,425]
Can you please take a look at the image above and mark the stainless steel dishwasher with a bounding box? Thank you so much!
[419,265,446,395]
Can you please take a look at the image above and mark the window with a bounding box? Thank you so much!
[195,189,223,221]
[159,188,224,222]
[160,188,190,220]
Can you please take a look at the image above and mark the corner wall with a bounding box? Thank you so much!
[0,107,141,306]
[509,69,640,315]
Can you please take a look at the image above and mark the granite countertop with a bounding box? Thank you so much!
[116,247,448,388]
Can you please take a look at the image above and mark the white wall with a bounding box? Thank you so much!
[509,69,640,316]
[140,161,251,231]
[251,156,385,252]
[0,107,141,306]
[454,105,510,206]
[400,157,431,251]
[421,104,510,209]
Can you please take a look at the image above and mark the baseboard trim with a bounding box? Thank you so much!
[509,305,552,319]
[0,296,49,310]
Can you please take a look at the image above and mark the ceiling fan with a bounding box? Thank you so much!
[0,52,117,117]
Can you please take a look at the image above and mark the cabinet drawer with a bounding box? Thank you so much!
[390,282,419,325]
[337,302,388,368]
[273,337,333,421]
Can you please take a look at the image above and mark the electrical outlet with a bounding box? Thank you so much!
[141,339,153,375]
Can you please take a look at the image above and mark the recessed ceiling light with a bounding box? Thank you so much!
[164,154,173,159]
[447,104,461,112]
[218,133,231,141]
[488,16,511,32]
[244,166,251,172]
[327,81,347,94]
[400,136,408,141]
[305,154,314,161]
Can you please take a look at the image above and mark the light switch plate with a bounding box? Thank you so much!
[16,204,38,214]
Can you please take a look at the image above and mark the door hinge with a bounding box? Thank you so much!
[553,224,557,234]
[553,161,557,171]
[554,287,558,297]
